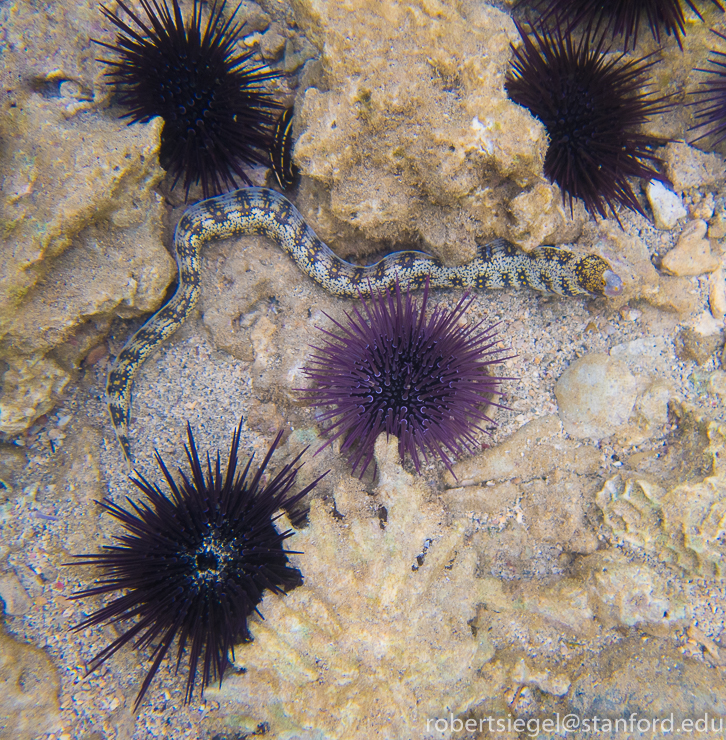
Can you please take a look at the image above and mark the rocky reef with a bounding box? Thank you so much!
[0,1,174,436]
[1,0,726,738]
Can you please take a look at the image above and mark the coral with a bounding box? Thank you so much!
[212,436,497,739]
[203,434,696,739]
[291,0,585,260]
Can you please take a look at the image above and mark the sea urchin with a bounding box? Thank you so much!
[299,281,510,478]
[520,0,724,50]
[95,0,283,198]
[690,30,726,147]
[505,21,671,220]
[69,422,325,709]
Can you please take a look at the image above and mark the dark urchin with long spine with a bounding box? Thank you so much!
[690,30,726,148]
[299,282,510,479]
[95,0,283,198]
[69,422,325,709]
[505,21,671,220]
[520,0,723,50]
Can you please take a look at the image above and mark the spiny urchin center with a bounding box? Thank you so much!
[191,533,235,582]
[355,342,457,425]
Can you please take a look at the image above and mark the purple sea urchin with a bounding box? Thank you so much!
[690,30,726,147]
[95,0,282,198]
[299,282,510,478]
[505,21,671,220]
[69,422,325,709]
[521,0,723,50]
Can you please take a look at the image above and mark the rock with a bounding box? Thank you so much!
[661,220,721,276]
[595,404,726,576]
[0,106,173,435]
[710,267,726,320]
[690,192,715,220]
[646,180,687,230]
[662,141,726,192]
[609,336,673,375]
[569,637,726,720]
[0,574,31,616]
[674,326,724,366]
[511,658,570,697]
[708,207,726,240]
[0,0,179,435]
[631,379,673,442]
[0,623,61,740]
[576,551,689,635]
[554,354,639,440]
[0,445,27,498]
[708,370,726,401]
[446,415,599,485]
[0,358,70,436]
[584,222,697,313]
[260,23,287,60]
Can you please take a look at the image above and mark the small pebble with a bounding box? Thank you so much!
[260,24,286,60]
[0,573,31,616]
[690,193,715,221]
[708,209,726,240]
[709,267,726,320]
[646,180,686,230]
[674,325,724,366]
[708,370,726,400]
[661,220,720,276]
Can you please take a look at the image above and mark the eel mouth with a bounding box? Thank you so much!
[603,269,624,297]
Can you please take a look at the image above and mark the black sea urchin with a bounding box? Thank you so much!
[299,282,510,478]
[521,0,723,50]
[505,22,671,220]
[69,422,324,709]
[690,30,726,147]
[95,0,282,198]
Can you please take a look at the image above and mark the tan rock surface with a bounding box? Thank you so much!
[661,220,721,277]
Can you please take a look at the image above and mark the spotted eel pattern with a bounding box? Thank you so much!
[107,187,623,460]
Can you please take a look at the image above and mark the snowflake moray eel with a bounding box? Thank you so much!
[107,186,623,460]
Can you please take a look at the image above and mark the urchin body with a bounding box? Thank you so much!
[96,0,282,197]
[300,282,510,478]
[69,423,324,709]
[506,22,670,219]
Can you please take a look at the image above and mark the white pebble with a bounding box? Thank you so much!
[646,180,686,230]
